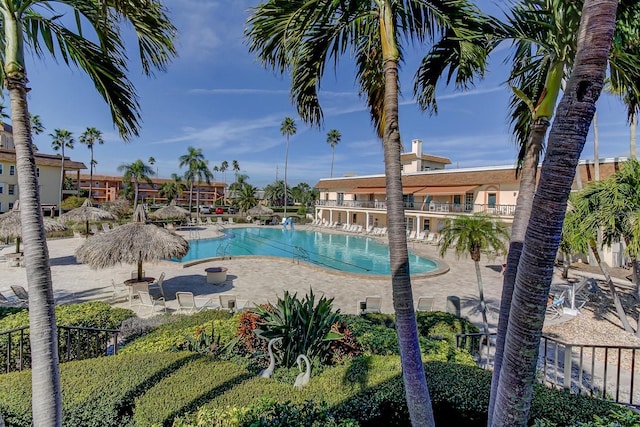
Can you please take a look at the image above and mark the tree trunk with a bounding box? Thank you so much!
[284,137,289,218]
[474,260,489,334]
[188,181,194,213]
[489,119,548,423]
[59,145,65,212]
[133,179,139,209]
[331,147,335,178]
[630,113,637,159]
[89,147,94,200]
[492,1,617,425]
[379,3,434,426]
[7,74,62,426]
[196,182,201,219]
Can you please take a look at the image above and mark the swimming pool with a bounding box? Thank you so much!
[177,227,440,276]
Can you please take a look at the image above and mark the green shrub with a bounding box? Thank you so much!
[0,306,24,321]
[121,310,236,354]
[416,311,480,345]
[254,290,342,367]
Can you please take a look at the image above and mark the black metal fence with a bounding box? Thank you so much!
[456,332,640,407]
[1,325,120,374]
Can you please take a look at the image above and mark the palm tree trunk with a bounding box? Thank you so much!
[188,181,194,213]
[489,119,547,423]
[492,2,617,424]
[631,113,637,160]
[588,241,634,333]
[196,181,201,219]
[380,3,433,426]
[59,146,65,213]
[7,74,62,426]
[89,147,94,200]
[331,147,335,178]
[133,179,139,208]
[474,260,489,334]
[284,136,289,218]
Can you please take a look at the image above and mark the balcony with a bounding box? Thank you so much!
[315,200,516,217]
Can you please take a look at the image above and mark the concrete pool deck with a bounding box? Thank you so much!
[0,223,570,330]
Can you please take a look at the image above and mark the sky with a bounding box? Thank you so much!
[16,0,635,189]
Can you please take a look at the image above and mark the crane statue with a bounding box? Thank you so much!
[259,337,282,378]
[293,354,311,389]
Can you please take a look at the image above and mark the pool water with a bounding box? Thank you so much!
[177,227,439,276]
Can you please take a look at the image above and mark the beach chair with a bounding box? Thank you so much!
[425,233,436,244]
[176,292,220,313]
[10,285,29,304]
[227,217,234,225]
[90,224,101,235]
[102,223,111,232]
[358,296,382,315]
[218,294,249,312]
[408,230,416,240]
[0,290,24,307]
[416,296,435,312]
[149,272,166,300]
[128,282,149,305]
[110,279,128,303]
[137,290,166,315]
[545,292,566,319]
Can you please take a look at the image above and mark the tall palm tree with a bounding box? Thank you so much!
[158,173,186,203]
[232,160,240,180]
[326,129,341,178]
[118,160,155,208]
[247,1,488,424]
[437,214,509,334]
[492,1,618,424]
[178,147,205,212]
[280,117,296,217]
[0,0,175,424]
[29,114,44,151]
[50,129,74,213]
[212,165,219,182]
[191,159,213,218]
[79,127,104,201]
[220,160,229,202]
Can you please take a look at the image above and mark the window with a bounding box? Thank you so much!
[465,192,474,212]
[8,202,13,210]
[487,192,497,208]
[0,164,3,174]
[423,219,430,231]
[36,168,40,177]
[0,184,3,194]
[9,165,15,176]
[8,184,15,195]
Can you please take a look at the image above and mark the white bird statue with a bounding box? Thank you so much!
[293,354,311,389]
[259,337,282,378]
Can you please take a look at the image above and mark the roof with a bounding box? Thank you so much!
[314,158,626,191]
[0,149,87,170]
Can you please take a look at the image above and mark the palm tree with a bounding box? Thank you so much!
[158,173,186,203]
[247,1,488,424]
[212,165,219,182]
[178,147,205,212]
[326,129,341,177]
[79,127,104,201]
[50,129,74,213]
[492,1,618,424]
[437,214,509,334]
[229,173,250,195]
[235,184,258,213]
[118,160,155,208]
[30,114,44,151]
[232,160,240,180]
[280,117,296,217]
[263,180,288,207]
[220,160,229,202]
[0,0,175,423]
[191,159,213,218]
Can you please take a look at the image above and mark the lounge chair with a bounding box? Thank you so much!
[424,233,436,244]
[128,282,149,306]
[408,230,416,240]
[218,294,250,312]
[416,296,435,312]
[176,292,220,313]
[90,224,101,235]
[227,217,234,225]
[10,285,29,304]
[137,290,166,315]
[358,296,382,315]
[102,223,111,232]
[110,279,128,303]
[0,290,24,307]
[149,272,166,300]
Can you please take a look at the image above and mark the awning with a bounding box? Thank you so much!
[414,185,479,196]
[351,186,426,195]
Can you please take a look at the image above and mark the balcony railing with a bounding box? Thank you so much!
[315,200,516,216]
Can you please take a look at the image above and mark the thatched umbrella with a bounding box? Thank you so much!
[75,204,189,281]
[0,203,66,253]
[247,205,274,217]
[148,200,190,221]
[59,198,116,235]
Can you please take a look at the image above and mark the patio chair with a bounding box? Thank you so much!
[102,223,111,232]
[358,296,382,315]
[545,292,566,320]
[218,294,250,312]
[416,296,435,312]
[90,224,101,235]
[227,217,234,224]
[110,279,128,303]
[149,272,166,300]
[10,285,29,304]
[128,282,149,306]
[0,290,24,307]
[137,290,166,315]
[176,292,220,314]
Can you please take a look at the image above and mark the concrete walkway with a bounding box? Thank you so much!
[0,224,570,330]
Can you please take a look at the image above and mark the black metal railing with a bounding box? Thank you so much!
[456,332,640,406]
[1,325,120,374]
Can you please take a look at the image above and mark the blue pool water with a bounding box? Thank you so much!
[177,227,439,276]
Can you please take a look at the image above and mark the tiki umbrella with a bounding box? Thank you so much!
[247,205,274,218]
[59,198,116,235]
[75,204,189,281]
[148,200,190,221]
[0,202,66,253]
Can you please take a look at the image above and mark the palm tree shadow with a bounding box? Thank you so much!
[460,295,501,324]
[342,355,373,391]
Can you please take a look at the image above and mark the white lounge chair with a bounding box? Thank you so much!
[416,296,435,312]
[358,296,382,315]
[176,292,220,313]
[110,279,128,303]
[10,285,29,304]
[218,294,250,312]
[137,290,166,315]
[102,223,111,232]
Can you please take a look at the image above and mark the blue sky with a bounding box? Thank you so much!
[19,0,634,188]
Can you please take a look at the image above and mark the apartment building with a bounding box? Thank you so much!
[0,124,86,213]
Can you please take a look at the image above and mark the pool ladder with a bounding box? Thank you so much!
[216,243,232,259]
[292,246,310,264]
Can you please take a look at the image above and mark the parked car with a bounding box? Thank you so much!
[215,207,224,215]
[199,206,211,214]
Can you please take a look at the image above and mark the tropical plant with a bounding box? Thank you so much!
[158,173,187,203]
[291,182,317,208]
[437,214,509,333]
[220,160,229,185]
[79,127,104,201]
[253,290,342,367]
[280,117,296,217]
[50,128,74,211]
[491,1,618,424]
[326,129,341,178]
[118,160,155,208]
[263,180,289,207]
[246,1,489,424]
[179,147,206,212]
[234,183,258,214]
[29,114,44,151]
[0,0,175,422]
[191,159,213,217]
[232,160,240,180]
